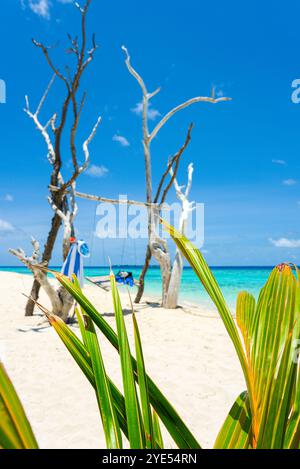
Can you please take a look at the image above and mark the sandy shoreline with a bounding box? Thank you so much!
[0,271,245,448]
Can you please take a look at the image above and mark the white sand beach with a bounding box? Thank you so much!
[0,271,245,449]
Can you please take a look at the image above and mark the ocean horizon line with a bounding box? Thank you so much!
[0,265,288,270]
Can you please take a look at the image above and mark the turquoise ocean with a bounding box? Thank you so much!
[0,266,273,310]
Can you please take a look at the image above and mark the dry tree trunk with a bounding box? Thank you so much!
[39,46,228,310]
[164,251,183,309]
[122,46,230,307]
[20,0,100,318]
[134,125,193,304]
[134,245,151,303]
[25,211,62,316]
[10,239,74,322]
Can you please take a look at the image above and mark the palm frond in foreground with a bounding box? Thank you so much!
[46,270,200,449]
[162,219,300,449]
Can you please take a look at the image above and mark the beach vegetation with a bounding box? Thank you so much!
[3,225,300,449]
[38,240,300,448]
[34,270,200,449]
[20,0,100,318]
[163,220,300,448]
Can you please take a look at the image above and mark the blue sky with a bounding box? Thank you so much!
[1,0,300,266]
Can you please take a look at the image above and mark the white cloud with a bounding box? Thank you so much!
[269,238,300,248]
[0,194,14,202]
[86,165,109,178]
[283,179,297,186]
[0,219,15,232]
[272,159,286,165]
[131,102,161,121]
[28,0,51,19]
[112,134,130,147]
[23,0,72,19]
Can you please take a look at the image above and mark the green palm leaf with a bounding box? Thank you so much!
[160,221,255,422]
[0,362,38,449]
[110,272,144,449]
[214,391,253,449]
[236,292,256,360]
[54,271,201,449]
[161,221,300,449]
[44,309,129,438]
[152,409,164,449]
[284,343,300,449]
[75,306,89,349]
[132,312,154,448]
[248,265,300,447]
[81,310,122,448]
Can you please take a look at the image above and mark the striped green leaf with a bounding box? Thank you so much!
[0,362,38,449]
[161,220,255,424]
[161,221,300,449]
[152,409,164,449]
[248,265,300,447]
[110,272,144,449]
[75,306,89,349]
[236,291,256,360]
[132,312,154,448]
[214,392,253,449]
[82,312,122,448]
[54,271,201,449]
[45,311,129,438]
[284,360,300,449]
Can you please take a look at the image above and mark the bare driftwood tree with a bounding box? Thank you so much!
[11,0,100,318]
[134,123,194,305]
[61,122,193,308]
[46,45,230,309]
[121,46,230,306]
[10,239,73,322]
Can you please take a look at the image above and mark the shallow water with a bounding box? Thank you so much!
[0,265,273,310]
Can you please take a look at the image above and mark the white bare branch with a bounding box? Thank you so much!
[9,240,72,320]
[50,114,57,133]
[69,183,78,222]
[36,74,56,116]
[148,87,161,100]
[48,184,78,255]
[122,45,148,97]
[149,96,231,143]
[47,196,68,223]
[30,237,41,263]
[185,162,194,197]
[122,44,156,214]
[164,163,195,308]
[123,46,230,307]
[74,2,84,13]
[24,81,57,166]
[80,116,102,173]
[48,185,171,209]
[170,162,195,232]
[9,237,41,267]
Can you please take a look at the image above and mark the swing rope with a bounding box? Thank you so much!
[120,237,127,268]
[88,201,98,267]
[87,200,138,272]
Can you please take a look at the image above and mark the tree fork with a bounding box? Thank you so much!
[25,201,63,315]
